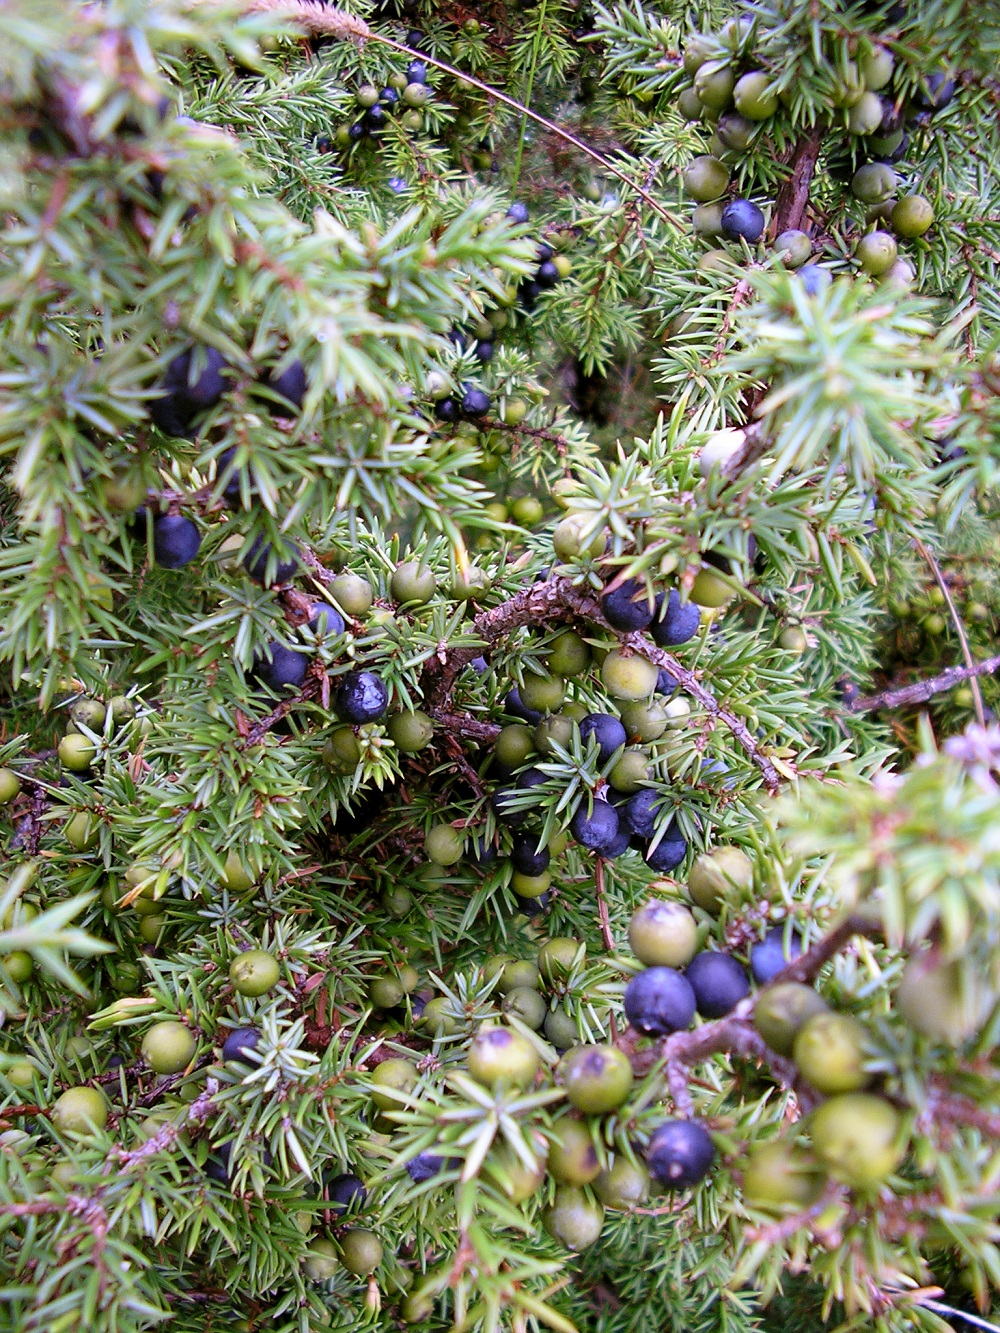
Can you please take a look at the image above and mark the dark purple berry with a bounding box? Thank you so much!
[150,347,228,437]
[221,1027,260,1063]
[750,927,803,984]
[651,590,700,646]
[624,967,696,1035]
[647,1119,715,1189]
[348,122,366,142]
[579,713,627,763]
[379,88,399,109]
[460,385,491,417]
[436,397,459,422]
[602,578,654,632]
[720,198,765,244]
[684,951,750,1018]
[600,825,633,859]
[243,537,300,586]
[407,1152,446,1182]
[475,341,494,362]
[261,360,307,414]
[152,514,201,570]
[504,687,543,725]
[645,832,687,873]
[325,1171,367,1213]
[307,603,346,637]
[510,834,550,876]
[254,642,310,692]
[406,60,427,84]
[656,667,679,695]
[536,260,560,288]
[623,788,668,839]
[506,202,530,224]
[570,799,620,852]
[798,265,831,296]
[336,670,389,724]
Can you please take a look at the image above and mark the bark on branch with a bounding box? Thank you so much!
[424,575,786,792]
[851,654,1000,714]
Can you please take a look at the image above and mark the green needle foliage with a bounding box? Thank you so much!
[0,0,999,1331]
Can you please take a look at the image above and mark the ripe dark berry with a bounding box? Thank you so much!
[518,280,541,310]
[261,360,307,414]
[406,1152,447,1182]
[651,590,700,646]
[684,951,750,1018]
[720,198,765,243]
[150,346,228,437]
[379,87,399,109]
[406,60,427,84]
[647,1119,715,1189]
[602,578,654,632]
[798,265,831,297]
[510,834,550,877]
[570,799,620,852]
[326,1171,368,1212]
[578,713,627,762]
[254,643,309,693]
[469,833,498,866]
[348,122,366,142]
[656,667,679,694]
[365,105,386,130]
[475,340,493,362]
[600,825,632,859]
[221,1027,260,1064]
[536,260,560,288]
[750,926,802,984]
[504,687,543,725]
[435,397,459,422]
[492,788,528,827]
[506,201,530,224]
[623,788,668,839]
[152,514,201,569]
[645,832,687,873]
[913,70,955,113]
[336,670,389,724]
[243,537,300,586]
[308,603,346,637]
[623,966,696,1035]
[460,385,491,417]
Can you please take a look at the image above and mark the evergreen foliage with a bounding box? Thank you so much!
[0,0,999,1331]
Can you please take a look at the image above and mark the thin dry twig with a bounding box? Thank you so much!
[914,536,986,726]
[594,857,614,951]
[851,653,1000,714]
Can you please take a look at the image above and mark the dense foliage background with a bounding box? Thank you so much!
[1,0,999,1330]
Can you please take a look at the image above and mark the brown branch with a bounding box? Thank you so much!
[771,130,823,237]
[487,417,573,456]
[425,576,785,792]
[914,537,986,726]
[851,654,1000,714]
[594,857,614,951]
[430,710,502,745]
[774,912,878,986]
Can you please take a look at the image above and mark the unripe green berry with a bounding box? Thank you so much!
[890,194,934,238]
[229,949,280,997]
[425,824,464,865]
[142,1020,196,1075]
